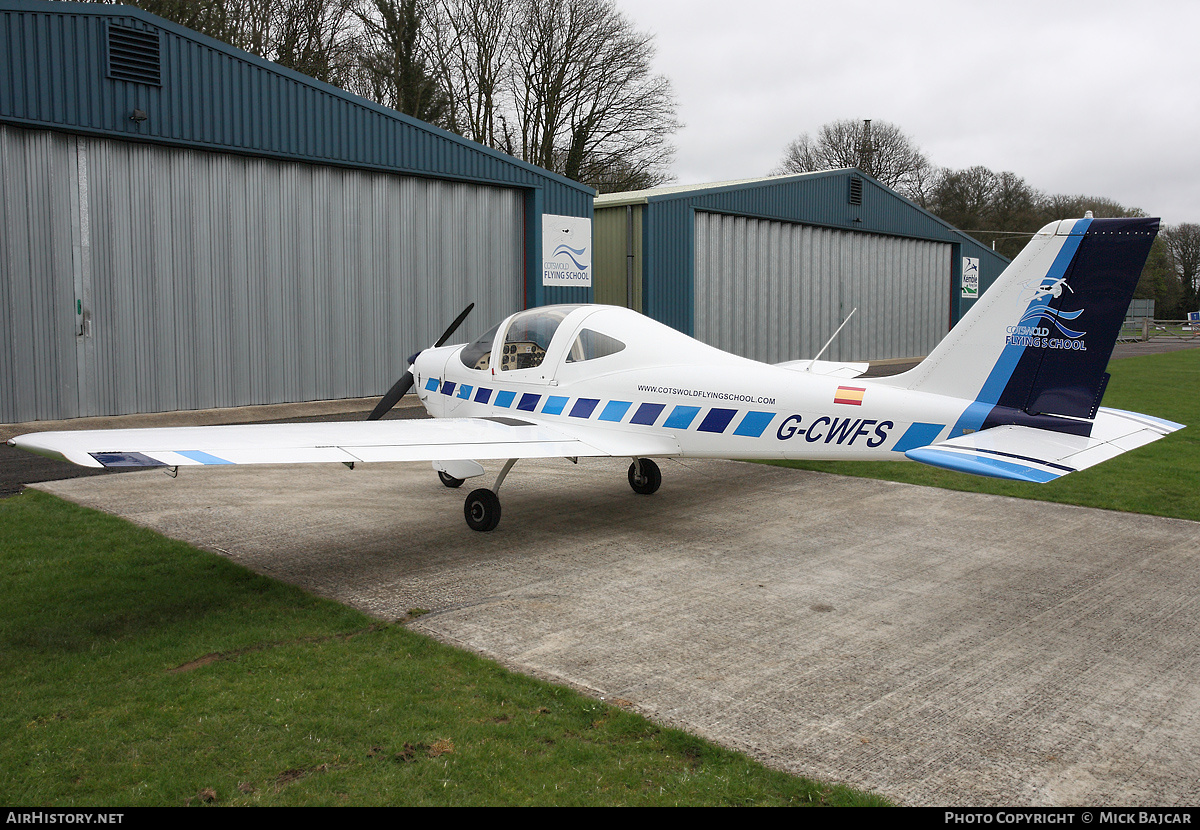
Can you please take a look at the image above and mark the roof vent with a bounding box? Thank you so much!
[107,23,162,86]
[848,176,864,206]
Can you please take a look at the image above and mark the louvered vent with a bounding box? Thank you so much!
[848,176,863,206]
[107,23,161,85]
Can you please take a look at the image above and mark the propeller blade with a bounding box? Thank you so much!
[366,371,415,421]
[434,303,475,347]
[366,303,474,421]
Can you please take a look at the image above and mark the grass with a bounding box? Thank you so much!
[0,490,888,807]
[763,349,1200,523]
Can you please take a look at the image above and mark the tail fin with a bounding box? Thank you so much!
[881,217,1159,436]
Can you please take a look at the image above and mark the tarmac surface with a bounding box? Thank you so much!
[6,338,1200,806]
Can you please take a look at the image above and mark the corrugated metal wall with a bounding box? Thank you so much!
[1,124,524,421]
[595,171,1007,339]
[591,204,642,311]
[0,0,595,315]
[0,125,78,422]
[693,212,951,363]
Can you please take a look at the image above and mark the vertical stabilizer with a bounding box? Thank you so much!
[880,217,1159,435]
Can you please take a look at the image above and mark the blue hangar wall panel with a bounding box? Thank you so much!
[694,212,951,363]
[0,124,523,421]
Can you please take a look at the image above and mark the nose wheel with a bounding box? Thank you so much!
[462,458,517,532]
[628,458,661,495]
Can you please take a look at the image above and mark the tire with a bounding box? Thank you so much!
[627,458,662,495]
[464,488,502,532]
[438,470,465,488]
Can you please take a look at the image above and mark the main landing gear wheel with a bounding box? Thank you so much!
[628,458,662,495]
[438,470,465,488]
[464,488,502,532]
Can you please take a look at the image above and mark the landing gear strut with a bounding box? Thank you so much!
[463,458,517,532]
[462,457,662,531]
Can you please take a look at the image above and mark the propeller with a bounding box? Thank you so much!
[367,303,475,421]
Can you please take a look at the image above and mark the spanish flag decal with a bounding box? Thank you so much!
[834,386,865,406]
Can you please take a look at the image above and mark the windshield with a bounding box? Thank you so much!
[499,307,577,371]
[459,322,501,371]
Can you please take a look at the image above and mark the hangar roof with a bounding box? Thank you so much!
[593,174,816,207]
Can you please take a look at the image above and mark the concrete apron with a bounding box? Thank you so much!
[32,458,1200,806]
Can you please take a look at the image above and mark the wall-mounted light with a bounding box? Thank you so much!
[130,109,148,123]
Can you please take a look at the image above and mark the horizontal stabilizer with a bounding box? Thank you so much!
[904,407,1183,482]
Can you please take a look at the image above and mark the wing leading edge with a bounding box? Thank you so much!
[904,407,1184,483]
[8,418,681,469]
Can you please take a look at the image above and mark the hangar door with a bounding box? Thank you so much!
[0,125,524,421]
[693,212,951,364]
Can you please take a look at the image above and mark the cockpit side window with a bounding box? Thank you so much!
[566,329,626,363]
[459,322,500,371]
[499,308,572,371]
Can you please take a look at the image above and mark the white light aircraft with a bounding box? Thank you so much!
[10,217,1183,531]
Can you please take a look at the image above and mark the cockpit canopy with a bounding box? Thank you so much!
[459,305,626,373]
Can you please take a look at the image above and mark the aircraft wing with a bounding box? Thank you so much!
[8,417,682,469]
[903,407,1184,482]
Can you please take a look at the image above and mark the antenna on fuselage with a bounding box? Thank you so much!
[804,307,857,372]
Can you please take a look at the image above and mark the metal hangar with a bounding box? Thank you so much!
[593,172,1009,365]
[0,0,594,422]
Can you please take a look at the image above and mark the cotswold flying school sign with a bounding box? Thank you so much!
[542,215,592,287]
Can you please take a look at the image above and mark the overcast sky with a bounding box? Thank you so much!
[613,0,1200,225]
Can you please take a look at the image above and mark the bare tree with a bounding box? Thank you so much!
[352,0,447,123]
[1163,223,1200,313]
[503,0,677,191]
[1040,194,1145,221]
[425,0,514,146]
[924,166,1000,229]
[266,0,361,85]
[775,118,930,200]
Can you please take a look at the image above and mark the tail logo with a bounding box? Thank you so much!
[1007,278,1088,351]
[1016,306,1086,339]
